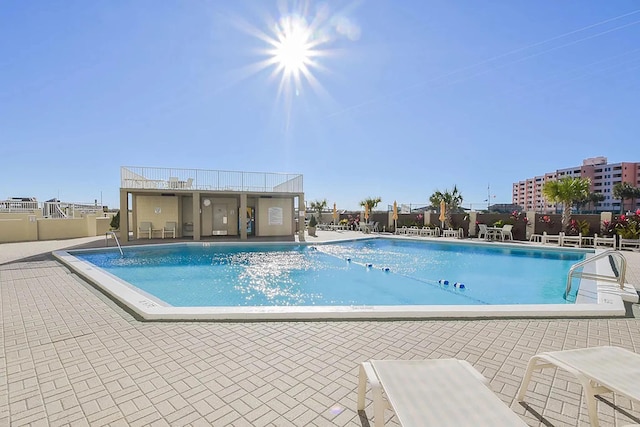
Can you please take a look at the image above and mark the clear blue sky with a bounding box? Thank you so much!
[2,1,639,211]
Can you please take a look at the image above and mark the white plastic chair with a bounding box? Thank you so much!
[138,221,153,239]
[162,221,177,238]
[478,224,488,240]
[500,224,513,241]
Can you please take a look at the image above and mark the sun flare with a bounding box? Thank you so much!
[272,19,313,77]
[233,2,361,118]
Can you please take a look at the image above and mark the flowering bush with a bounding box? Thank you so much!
[510,211,529,224]
[604,209,640,239]
[567,219,590,236]
[539,215,553,225]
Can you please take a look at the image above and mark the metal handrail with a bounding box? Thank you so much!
[564,250,627,299]
[105,231,123,256]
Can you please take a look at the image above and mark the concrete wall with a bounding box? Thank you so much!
[0,213,113,243]
[134,195,179,238]
[257,198,293,236]
[38,218,91,240]
[0,215,38,243]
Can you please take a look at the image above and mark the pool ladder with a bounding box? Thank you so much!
[105,231,123,256]
[564,250,627,299]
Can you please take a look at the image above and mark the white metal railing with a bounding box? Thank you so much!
[121,166,303,193]
[0,199,39,212]
[1,199,104,218]
[43,201,103,218]
[564,250,627,299]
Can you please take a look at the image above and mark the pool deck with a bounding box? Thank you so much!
[2,233,640,426]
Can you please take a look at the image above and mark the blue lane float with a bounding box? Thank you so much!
[438,279,449,286]
[454,282,466,289]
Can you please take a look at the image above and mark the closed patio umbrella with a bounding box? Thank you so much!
[333,203,338,224]
[392,201,398,230]
[439,200,446,228]
[364,203,369,221]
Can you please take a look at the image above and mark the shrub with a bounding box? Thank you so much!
[568,219,589,236]
[603,209,640,239]
[110,211,120,230]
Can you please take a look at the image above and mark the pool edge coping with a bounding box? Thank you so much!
[52,238,636,321]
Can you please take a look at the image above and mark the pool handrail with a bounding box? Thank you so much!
[565,250,626,299]
[105,231,123,256]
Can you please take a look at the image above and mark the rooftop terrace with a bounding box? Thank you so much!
[121,166,303,193]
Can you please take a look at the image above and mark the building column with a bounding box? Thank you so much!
[119,189,129,242]
[240,193,247,240]
[298,193,305,242]
[468,211,477,236]
[193,192,201,241]
[526,211,536,239]
[601,211,612,234]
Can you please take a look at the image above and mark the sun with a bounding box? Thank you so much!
[263,13,322,98]
[231,2,360,116]
[272,17,313,78]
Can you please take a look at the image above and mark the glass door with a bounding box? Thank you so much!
[246,207,255,235]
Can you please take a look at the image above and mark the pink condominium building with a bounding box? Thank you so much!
[512,157,640,213]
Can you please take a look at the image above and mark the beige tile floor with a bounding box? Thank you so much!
[1,234,640,426]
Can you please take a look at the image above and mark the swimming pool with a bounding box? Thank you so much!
[54,237,631,320]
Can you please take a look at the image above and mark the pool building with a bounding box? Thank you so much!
[119,166,305,242]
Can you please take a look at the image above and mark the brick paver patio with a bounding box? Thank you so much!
[2,238,640,426]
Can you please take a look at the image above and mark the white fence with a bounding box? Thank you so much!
[0,200,104,218]
[121,166,303,193]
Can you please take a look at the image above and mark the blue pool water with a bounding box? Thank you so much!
[73,239,588,307]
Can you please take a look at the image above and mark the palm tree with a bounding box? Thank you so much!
[542,177,590,232]
[613,182,640,214]
[360,197,382,221]
[309,199,327,224]
[576,192,604,213]
[586,192,605,213]
[429,185,463,227]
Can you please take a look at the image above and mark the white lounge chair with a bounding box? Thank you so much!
[529,233,543,243]
[561,232,582,247]
[442,228,459,238]
[619,237,640,251]
[542,231,563,245]
[162,221,177,238]
[594,233,616,249]
[358,359,528,426]
[517,346,640,427]
[138,221,153,239]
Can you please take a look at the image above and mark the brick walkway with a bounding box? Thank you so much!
[2,241,640,426]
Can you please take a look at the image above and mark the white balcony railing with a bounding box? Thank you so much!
[0,200,39,212]
[1,200,104,218]
[121,166,303,193]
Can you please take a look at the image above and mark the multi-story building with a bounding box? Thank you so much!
[512,157,640,213]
